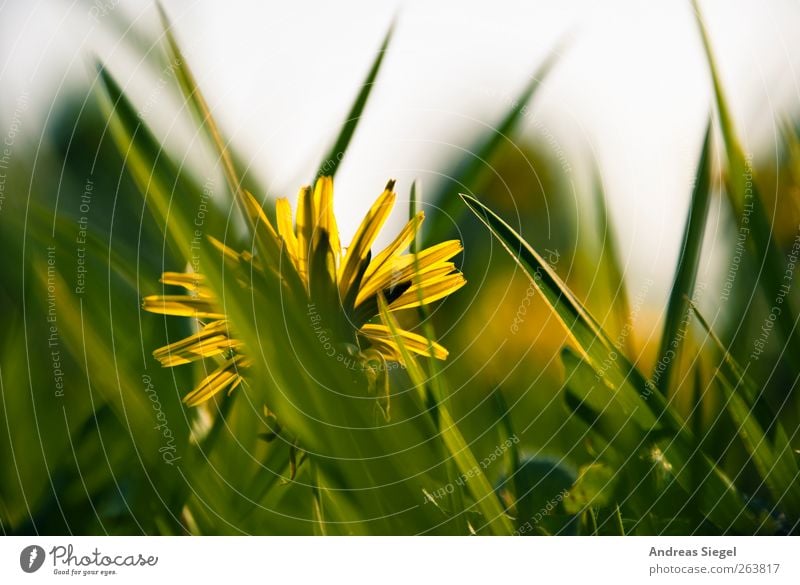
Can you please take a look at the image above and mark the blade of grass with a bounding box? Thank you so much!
[378,296,514,535]
[561,348,643,456]
[156,3,282,268]
[614,505,626,535]
[690,303,800,516]
[95,65,196,261]
[156,2,245,204]
[563,347,755,533]
[460,192,665,431]
[592,170,632,354]
[315,22,394,179]
[692,2,800,366]
[463,194,756,532]
[655,122,713,394]
[422,46,563,246]
[409,180,469,534]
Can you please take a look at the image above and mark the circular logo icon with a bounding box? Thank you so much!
[20,545,45,573]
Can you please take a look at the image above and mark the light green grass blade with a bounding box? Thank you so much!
[691,304,800,516]
[692,2,800,363]
[156,3,274,245]
[422,48,561,245]
[408,181,470,534]
[316,22,394,179]
[561,348,643,455]
[592,171,632,353]
[95,66,196,261]
[460,192,663,431]
[655,122,713,394]
[378,296,514,535]
[462,194,756,532]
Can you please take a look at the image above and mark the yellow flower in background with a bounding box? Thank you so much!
[143,177,466,406]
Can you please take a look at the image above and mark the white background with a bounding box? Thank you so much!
[1,536,798,583]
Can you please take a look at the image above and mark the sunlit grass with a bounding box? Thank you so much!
[0,3,798,536]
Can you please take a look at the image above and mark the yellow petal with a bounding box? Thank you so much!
[142,295,226,319]
[339,181,396,296]
[360,323,448,360]
[295,186,313,284]
[153,320,239,366]
[276,198,301,275]
[363,211,424,282]
[357,239,463,304]
[243,189,278,239]
[208,235,241,263]
[159,272,213,297]
[313,176,340,265]
[276,198,298,249]
[183,358,246,406]
[387,273,467,312]
[359,336,402,362]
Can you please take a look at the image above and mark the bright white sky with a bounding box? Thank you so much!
[2,0,800,310]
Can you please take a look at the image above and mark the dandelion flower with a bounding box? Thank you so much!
[143,177,466,406]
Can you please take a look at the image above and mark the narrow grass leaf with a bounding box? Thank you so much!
[655,122,713,394]
[423,47,562,245]
[690,303,800,516]
[95,66,196,261]
[460,192,663,431]
[156,3,278,262]
[463,195,755,532]
[378,296,514,535]
[592,171,631,353]
[692,1,800,364]
[315,22,394,179]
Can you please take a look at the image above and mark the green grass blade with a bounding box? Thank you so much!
[156,3,271,238]
[561,348,643,454]
[592,171,632,353]
[692,2,800,363]
[408,181,470,534]
[563,347,755,533]
[716,371,800,517]
[315,22,394,179]
[460,192,663,431]
[690,304,800,516]
[378,296,514,535]
[655,122,713,394]
[95,65,196,261]
[422,48,562,245]
[156,2,238,198]
[463,194,756,532]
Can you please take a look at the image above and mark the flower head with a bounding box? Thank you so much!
[143,177,466,406]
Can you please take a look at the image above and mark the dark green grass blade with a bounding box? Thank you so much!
[95,65,198,261]
[592,171,632,352]
[655,122,713,394]
[692,2,800,365]
[315,22,394,179]
[378,297,514,535]
[460,192,663,431]
[156,3,269,202]
[691,304,800,517]
[463,194,756,532]
[422,48,562,246]
[562,348,756,533]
